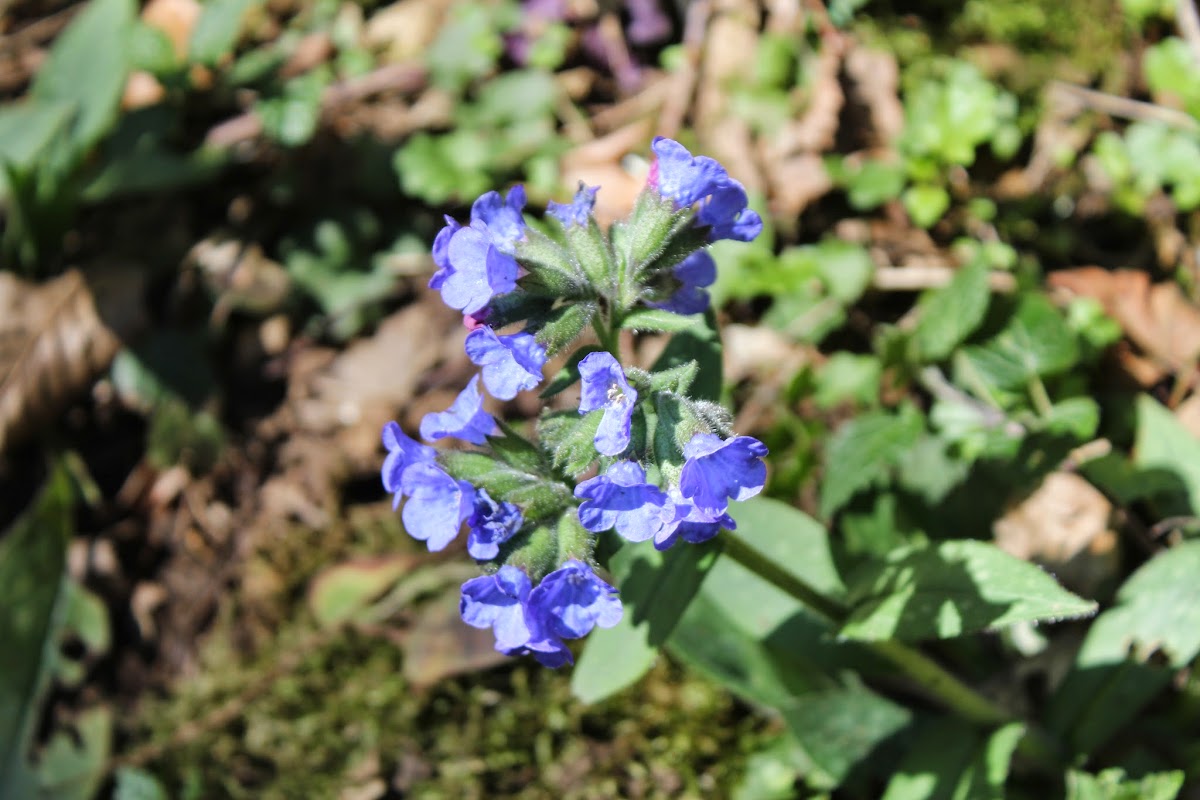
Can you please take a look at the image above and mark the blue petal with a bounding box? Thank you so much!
[471,186,527,253]
[529,560,623,639]
[679,434,769,513]
[547,184,599,228]
[465,327,547,400]
[650,137,729,208]
[575,461,672,542]
[380,421,437,506]
[420,376,496,445]
[400,463,474,551]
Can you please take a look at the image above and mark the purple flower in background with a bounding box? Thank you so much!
[471,185,527,254]
[429,216,461,291]
[461,566,572,667]
[437,223,520,315]
[654,490,736,551]
[381,422,437,509]
[626,0,672,44]
[466,489,523,560]
[679,433,769,513]
[420,375,497,445]
[529,559,623,639]
[652,250,717,315]
[578,351,638,456]
[400,462,474,551]
[465,327,548,400]
[547,184,599,228]
[696,183,763,243]
[575,461,677,542]
[648,137,730,208]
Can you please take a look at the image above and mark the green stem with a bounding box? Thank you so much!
[719,532,1062,769]
[1027,374,1054,418]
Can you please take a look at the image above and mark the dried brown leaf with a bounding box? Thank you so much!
[403,585,510,688]
[0,270,123,453]
[1048,267,1200,377]
[842,46,904,150]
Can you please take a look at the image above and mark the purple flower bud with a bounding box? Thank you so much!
[679,433,769,514]
[529,559,623,639]
[437,223,520,315]
[466,489,523,560]
[547,184,599,228]
[648,137,730,209]
[575,461,678,543]
[578,351,638,456]
[381,422,437,509]
[399,462,474,551]
[420,375,497,445]
[464,327,548,400]
[651,250,717,315]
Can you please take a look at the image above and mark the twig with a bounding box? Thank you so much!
[205,62,426,148]
[1177,0,1200,69]
[872,265,1018,293]
[1048,81,1200,132]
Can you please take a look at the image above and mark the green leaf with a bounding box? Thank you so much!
[538,409,602,476]
[912,258,990,362]
[620,308,704,334]
[1066,768,1184,800]
[651,309,722,401]
[1133,394,1200,516]
[0,464,75,796]
[307,556,413,628]
[817,240,875,304]
[0,102,74,190]
[55,582,111,687]
[814,353,881,409]
[881,720,1023,800]
[903,185,951,228]
[31,0,135,157]
[113,767,170,800]
[842,159,907,210]
[572,539,721,703]
[489,420,546,474]
[956,294,1078,391]
[840,540,1097,642]
[532,301,597,356]
[189,0,257,65]
[820,404,924,517]
[31,707,111,800]
[732,736,809,800]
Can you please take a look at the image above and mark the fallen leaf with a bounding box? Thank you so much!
[842,45,904,150]
[767,153,833,220]
[994,471,1119,596]
[309,554,419,628]
[0,270,123,454]
[1048,268,1200,378]
[402,584,510,688]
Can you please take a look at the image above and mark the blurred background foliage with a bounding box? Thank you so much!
[3,0,1200,796]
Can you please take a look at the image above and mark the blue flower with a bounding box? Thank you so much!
[528,559,623,639]
[578,351,638,456]
[464,327,548,400]
[420,375,497,445]
[466,489,523,560]
[470,185,527,253]
[679,433,769,513]
[652,250,717,315]
[547,184,599,228]
[437,223,520,315]
[381,422,437,509]
[429,216,461,291]
[649,137,729,208]
[696,183,763,243]
[399,462,474,551]
[460,566,571,667]
[574,461,677,542]
[654,490,736,551]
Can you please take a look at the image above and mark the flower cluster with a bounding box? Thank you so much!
[382,138,768,667]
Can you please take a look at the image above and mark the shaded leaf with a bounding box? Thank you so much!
[881,719,1023,800]
[820,405,924,517]
[1134,394,1200,515]
[32,706,112,800]
[308,555,417,628]
[912,258,990,362]
[1066,768,1183,800]
[651,309,722,401]
[956,294,1077,391]
[189,0,257,65]
[840,540,1096,642]
[571,539,721,703]
[621,309,703,334]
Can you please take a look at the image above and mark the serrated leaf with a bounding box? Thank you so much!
[912,259,990,362]
[820,405,924,517]
[956,294,1078,391]
[572,539,721,703]
[881,720,1023,800]
[1133,394,1200,515]
[840,540,1097,642]
[621,308,704,334]
[307,555,416,628]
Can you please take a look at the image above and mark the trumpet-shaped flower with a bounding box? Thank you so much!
[381,422,437,509]
[547,184,599,228]
[466,489,523,560]
[654,490,736,551]
[460,566,572,666]
[679,433,769,514]
[575,461,677,543]
[652,250,717,315]
[420,375,497,445]
[528,559,623,639]
[578,351,638,456]
[400,462,474,552]
[464,327,547,400]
